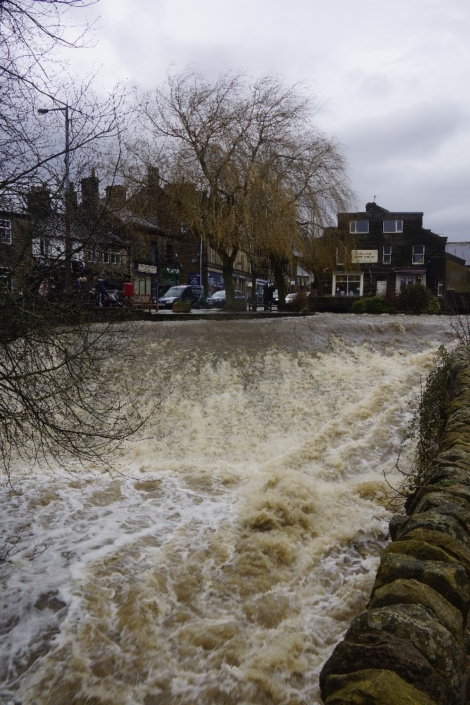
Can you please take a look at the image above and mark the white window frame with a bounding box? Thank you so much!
[0,219,12,245]
[412,245,425,265]
[382,244,392,264]
[349,220,369,234]
[383,219,403,233]
[332,271,363,297]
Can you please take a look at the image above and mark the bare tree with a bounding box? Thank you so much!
[131,69,355,307]
[0,0,124,200]
[0,0,146,480]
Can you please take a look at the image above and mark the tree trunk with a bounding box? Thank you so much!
[273,258,287,308]
[249,264,258,311]
[221,250,237,309]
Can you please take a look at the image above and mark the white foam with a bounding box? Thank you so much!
[0,315,454,704]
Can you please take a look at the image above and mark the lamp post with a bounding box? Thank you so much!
[38,104,72,293]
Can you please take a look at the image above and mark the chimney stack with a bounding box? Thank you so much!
[105,184,127,211]
[80,168,99,215]
[27,185,51,220]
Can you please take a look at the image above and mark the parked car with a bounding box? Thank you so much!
[285,292,298,305]
[205,289,247,309]
[158,285,204,309]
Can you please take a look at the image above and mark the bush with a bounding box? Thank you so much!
[398,283,431,314]
[398,346,452,498]
[351,296,394,314]
[172,299,192,313]
[426,296,442,314]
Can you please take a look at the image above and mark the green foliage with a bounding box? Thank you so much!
[351,296,394,314]
[398,283,431,314]
[426,296,442,314]
[399,346,452,497]
[172,299,191,313]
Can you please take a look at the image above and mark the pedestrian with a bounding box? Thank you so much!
[263,282,270,311]
[268,283,275,311]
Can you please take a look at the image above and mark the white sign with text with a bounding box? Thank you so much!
[351,250,378,264]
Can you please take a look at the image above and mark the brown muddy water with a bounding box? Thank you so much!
[0,314,455,705]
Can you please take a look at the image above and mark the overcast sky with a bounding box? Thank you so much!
[75,0,470,239]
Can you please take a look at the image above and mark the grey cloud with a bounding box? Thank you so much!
[342,101,470,165]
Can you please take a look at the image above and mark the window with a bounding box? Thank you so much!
[0,219,12,244]
[333,273,362,296]
[383,245,392,264]
[349,220,369,234]
[111,251,121,265]
[134,276,151,296]
[40,238,52,257]
[412,245,425,264]
[400,274,423,290]
[383,219,403,233]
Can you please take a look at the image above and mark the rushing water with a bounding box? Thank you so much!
[0,314,455,705]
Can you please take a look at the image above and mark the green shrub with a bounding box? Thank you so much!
[426,296,442,314]
[398,346,452,498]
[398,283,431,314]
[172,299,191,313]
[351,296,394,314]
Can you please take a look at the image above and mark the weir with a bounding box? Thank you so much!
[320,346,470,705]
[1,315,457,704]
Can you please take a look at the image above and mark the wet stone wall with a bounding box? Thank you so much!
[320,347,470,705]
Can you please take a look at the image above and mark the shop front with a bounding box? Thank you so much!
[208,270,224,295]
[394,269,426,293]
[133,263,157,307]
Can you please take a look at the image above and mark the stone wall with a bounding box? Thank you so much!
[320,347,470,705]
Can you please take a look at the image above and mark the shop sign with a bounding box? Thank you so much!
[351,250,378,263]
[137,263,157,274]
[164,267,180,275]
[188,273,201,285]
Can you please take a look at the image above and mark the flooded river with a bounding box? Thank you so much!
[0,314,455,705]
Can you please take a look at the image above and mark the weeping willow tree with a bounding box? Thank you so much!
[237,166,299,306]
[131,69,355,308]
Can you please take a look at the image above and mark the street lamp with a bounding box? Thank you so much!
[38,104,72,291]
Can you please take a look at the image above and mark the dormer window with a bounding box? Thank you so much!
[349,220,369,234]
[383,219,403,233]
[0,219,12,244]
